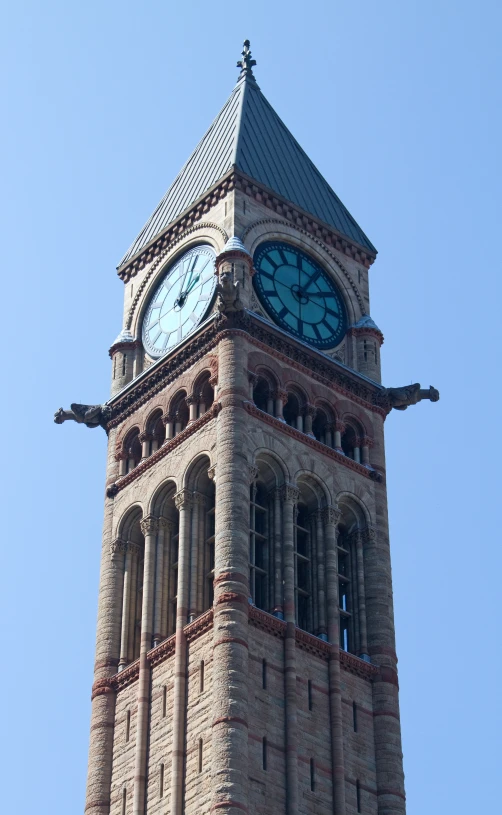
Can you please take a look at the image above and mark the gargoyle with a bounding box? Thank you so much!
[54,403,111,429]
[386,384,440,411]
[216,268,243,313]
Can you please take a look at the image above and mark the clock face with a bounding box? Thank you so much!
[253,241,347,349]
[142,245,216,358]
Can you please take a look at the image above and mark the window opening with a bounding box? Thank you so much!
[262,737,267,770]
[121,788,127,815]
[200,660,205,694]
[294,503,312,632]
[262,659,267,690]
[356,780,361,812]
[162,686,167,718]
[122,353,127,376]
[308,679,313,711]
[310,758,315,792]
[125,709,131,742]
[160,763,164,798]
[249,482,269,610]
[198,738,203,773]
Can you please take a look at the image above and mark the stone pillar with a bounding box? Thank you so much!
[273,488,283,618]
[126,546,139,663]
[163,412,174,442]
[248,370,258,400]
[132,515,158,815]
[361,435,373,467]
[364,522,406,814]
[281,483,301,815]
[160,520,173,641]
[303,404,316,437]
[170,489,192,815]
[325,422,334,448]
[323,506,346,815]
[314,511,327,639]
[117,454,126,477]
[353,444,361,464]
[334,420,345,452]
[211,332,251,815]
[139,432,151,460]
[274,388,287,422]
[153,519,168,647]
[186,396,198,424]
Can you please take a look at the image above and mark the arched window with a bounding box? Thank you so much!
[169,391,189,437]
[341,424,362,462]
[249,481,269,610]
[312,406,335,446]
[283,391,302,430]
[195,372,214,418]
[337,526,353,652]
[253,376,273,414]
[123,428,141,473]
[116,508,144,670]
[146,409,165,455]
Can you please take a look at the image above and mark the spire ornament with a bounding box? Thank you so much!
[237,39,256,79]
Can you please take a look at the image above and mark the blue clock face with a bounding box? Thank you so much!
[142,245,216,358]
[253,241,347,349]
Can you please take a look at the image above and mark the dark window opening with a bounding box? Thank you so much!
[353,701,358,732]
[250,482,269,611]
[308,679,313,711]
[356,780,361,812]
[310,758,315,792]
[262,659,267,690]
[262,737,267,770]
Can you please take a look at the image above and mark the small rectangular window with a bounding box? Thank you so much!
[262,659,267,690]
[198,738,203,773]
[200,660,205,694]
[262,737,267,771]
[308,679,313,711]
[159,763,164,798]
[121,788,127,815]
[162,686,167,718]
[125,709,130,742]
[356,780,361,812]
[310,758,315,792]
[353,701,358,732]
[122,353,127,376]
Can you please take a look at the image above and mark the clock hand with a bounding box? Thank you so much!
[303,291,339,298]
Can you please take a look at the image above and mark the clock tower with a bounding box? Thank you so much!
[57,41,439,815]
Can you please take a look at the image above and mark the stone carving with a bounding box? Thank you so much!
[216,267,243,312]
[54,403,111,429]
[385,383,440,411]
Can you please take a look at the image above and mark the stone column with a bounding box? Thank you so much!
[139,432,151,460]
[170,489,192,815]
[248,370,258,400]
[361,436,373,468]
[281,483,301,815]
[274,388,287,422]
[323,506,346,815]
[127,546,139,663]
[132,515,159,815]
[273,488,283,618]
[325,423,334,448]
[314,510,327,639]
[186,396,198,424]
[153,519,168,647]
[163,412,174,442]
[334,420,345,452]
[85,527,124,814]
[196,497,207,617]
[364,521,406,814]
[211,332,251,815]
[303,404,316,437]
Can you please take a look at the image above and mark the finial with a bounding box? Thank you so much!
[237,39,256,79]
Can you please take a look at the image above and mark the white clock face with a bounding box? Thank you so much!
[142,245,216,358]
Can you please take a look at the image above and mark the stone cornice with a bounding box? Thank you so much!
[244,402,383,483]
[116,169,376,283]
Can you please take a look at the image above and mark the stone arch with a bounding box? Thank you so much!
[190,370,215,418]
[253,448,290,485]
[149,478,178,518]
[117,504,144,542]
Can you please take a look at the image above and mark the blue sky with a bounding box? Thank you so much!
[1,2,500,812]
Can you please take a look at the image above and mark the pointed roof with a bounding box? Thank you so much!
[118,43,375,269]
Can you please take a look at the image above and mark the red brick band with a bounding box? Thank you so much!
[91,679,115,700]
[213,637,248,649]
[212,716,248,728]
[378,788,406,801]
[373,709,400,720]
[84,800,111,811]
[378,666,399,687]
[215,591,249,606]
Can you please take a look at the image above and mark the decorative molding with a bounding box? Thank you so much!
[248,464,258,483]
[295,628,331,660]
[112,659,140,692]
[148,634,176,667]
[109,538,127,558]
[340,650,379,680]
[174,489,193,511]
[245,402,383,482]
[248,606,286,639]
[185,608,214,642]
[322,506,342,527]
[279,483,301,504]
[91,678,115,701]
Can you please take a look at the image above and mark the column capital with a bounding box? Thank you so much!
[192,491,208,508]
[140,515,159,536]
[309,508,324,524]
[272,388,288,403]
[207,464,216,483]
[280,483,301,505]
[158,516,175,533]
[174,488,193,511]
[248,464,259,484]
[302,403,317,418]
[138,431,153,443]
[321,506,342,528]
[361,526,377,543]
[162,411,174,426]
[360,435,374,448]
[110,538,127,558]
[185,395,198,406]
[335,419,346,433]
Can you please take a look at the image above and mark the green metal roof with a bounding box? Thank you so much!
[119,71,376,268]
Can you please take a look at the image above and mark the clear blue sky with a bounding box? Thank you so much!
[1,2,500,812]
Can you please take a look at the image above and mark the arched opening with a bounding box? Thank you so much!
[251,453,287,616]
[185,455,216,617]
[150,481,179,640]
[312,405,334,447]
[117,506,144,669]
[147,408,166,454]
[283,390,303,430]
[253,375,274,415]
[123,428,142,473]
[336,495,370,658]
[341,423,362,462]
[193,372,214,418]
[295,474,328,636]
[170,390,189,437]
[249,480,269,610]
